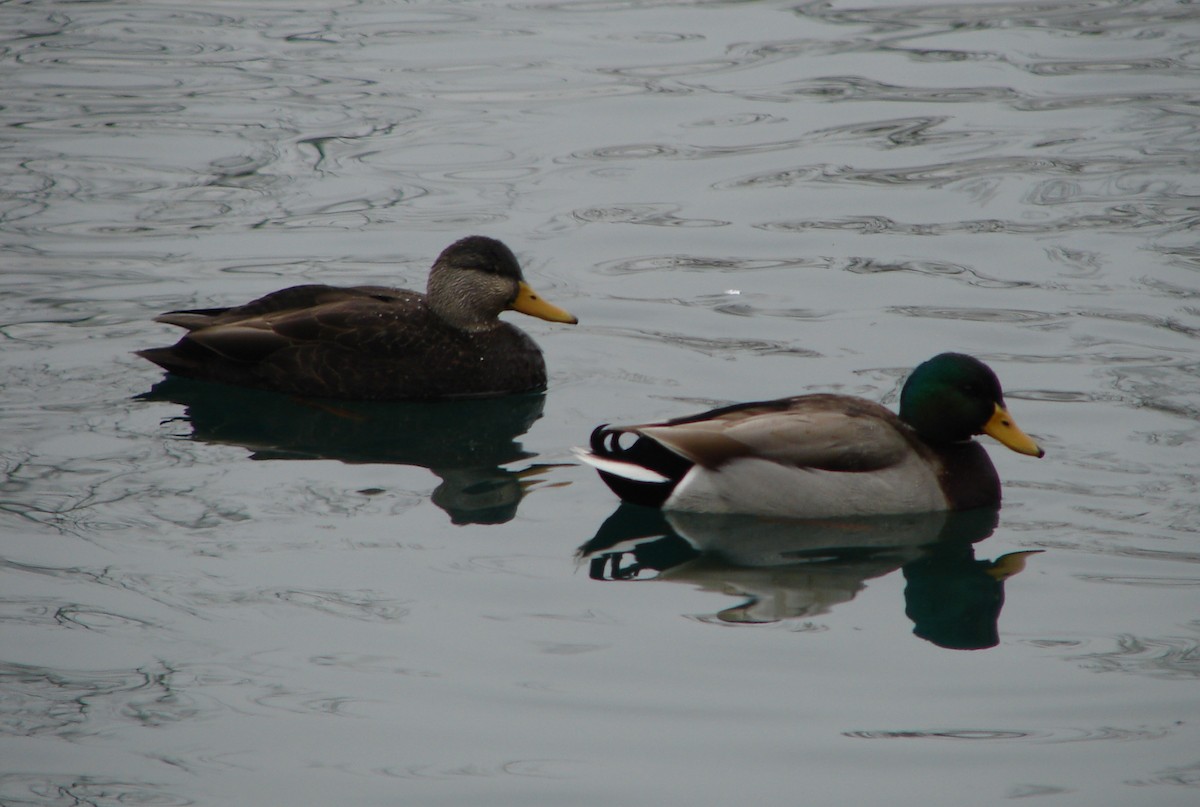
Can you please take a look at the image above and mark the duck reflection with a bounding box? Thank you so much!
[578,506,1041,650]
[139,376,557,524]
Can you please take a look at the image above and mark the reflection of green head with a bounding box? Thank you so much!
[904,555,1004,651]
[904,527,1041,652]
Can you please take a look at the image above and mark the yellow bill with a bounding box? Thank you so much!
[510,281,578,324]
[983,403,1045,458]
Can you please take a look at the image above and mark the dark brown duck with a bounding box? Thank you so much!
[138,236,577,400]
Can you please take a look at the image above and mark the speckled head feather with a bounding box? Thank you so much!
[435,236,524,280]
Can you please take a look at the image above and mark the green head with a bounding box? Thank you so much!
[899,353,1044,457]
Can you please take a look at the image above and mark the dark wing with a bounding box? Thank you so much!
[166,287,435,364]
[153,285,407,330]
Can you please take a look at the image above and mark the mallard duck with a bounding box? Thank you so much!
[137,236,577,400]
[574,353,1044,518]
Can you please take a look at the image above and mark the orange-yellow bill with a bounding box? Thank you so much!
[983,403,1045,458]
[510,281,577,324]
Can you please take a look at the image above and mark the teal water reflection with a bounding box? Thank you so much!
[580,506,1040,650]
[138,377,552,524]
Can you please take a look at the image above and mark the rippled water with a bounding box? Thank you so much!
[2,1,1199,805]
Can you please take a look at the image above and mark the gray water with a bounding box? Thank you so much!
[2,1,1199,804]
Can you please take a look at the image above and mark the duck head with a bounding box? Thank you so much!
[427,236,577,332]
[899,353,1044,458]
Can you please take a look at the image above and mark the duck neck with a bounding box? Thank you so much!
[426,267,505,332]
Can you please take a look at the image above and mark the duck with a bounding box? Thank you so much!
[137,235,577,400]
[574,353,1044,518]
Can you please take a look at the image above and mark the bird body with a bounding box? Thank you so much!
[576,354,1044,518]
[138,236,576,400]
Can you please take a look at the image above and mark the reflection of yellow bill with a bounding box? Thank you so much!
[515,463,573,493]
[983,403,1044,457]
[986,550,1045,581]
[511,281,578,324]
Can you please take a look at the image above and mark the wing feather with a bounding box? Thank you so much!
[631,395,913,473]
[172,288,436,361]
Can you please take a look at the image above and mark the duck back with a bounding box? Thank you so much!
[138,285,548,400]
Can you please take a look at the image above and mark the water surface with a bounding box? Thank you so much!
[2,1,1199,805]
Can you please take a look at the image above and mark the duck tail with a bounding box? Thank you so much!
[573,425,692,508]
[136,345,199,376]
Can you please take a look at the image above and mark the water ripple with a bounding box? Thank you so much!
[1,5,524,238]
[1126,759,1200,789]
[719,154,1194,191]
[757,208,1197,238]
[783,75,1023,105]
[710,70,1200,118]
[572,204,729,228]
[0,659,200,736]
[569,117,974,164]
[1007,784,1074,798]
[845,257,1029,288]
[845,728,1038,740]
[683,111,786,128]
[0,775,192,807]
[1023,56,1184,77]
[808,115,965,148]
[210,588,410,623]
[250,689,372,719]
[308,653,440,678]
[595,255,799,275]
[793,0,1200,38]
[1077,575,1200,587]
[708,301,832,321]
[890,306,1062,324]
[845,725,1174,743]
[350,758,580,781]
[616,329,819,358]
[1075,629,1200,680]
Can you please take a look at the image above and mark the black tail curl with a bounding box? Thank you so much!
[586,424,692,508]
